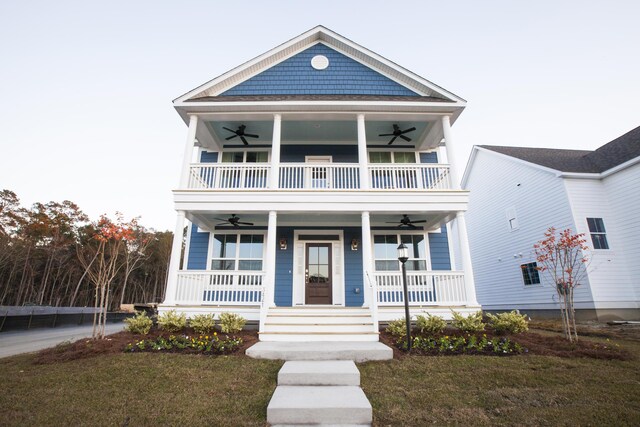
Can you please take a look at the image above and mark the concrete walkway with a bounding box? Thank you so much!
[0,323,125,358]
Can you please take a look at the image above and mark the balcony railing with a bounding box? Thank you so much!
[185,163,452,191]
[373,271,466,306]
[174,271,264,305]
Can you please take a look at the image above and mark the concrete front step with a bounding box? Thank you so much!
[259,331,379,342]
[263,323,374,333]
[267,385,372,426]
[246,341,393,361]
[278,360,360,386]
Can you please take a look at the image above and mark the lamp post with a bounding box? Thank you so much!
[397,242,411,351]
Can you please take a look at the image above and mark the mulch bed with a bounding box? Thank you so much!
[379,328,633,361]
[33,327,258,365]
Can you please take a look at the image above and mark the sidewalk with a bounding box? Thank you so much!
[0,323,125,358]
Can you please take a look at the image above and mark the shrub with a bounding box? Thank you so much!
[486,310,529,334]
[124,311,153,335]
[157,310,187,332]
[189,314,216,335]
[218,312,246,333]
[451,310,485,333]
[386,318,409,339]
[416,314,447,335]
[125,333,243,354]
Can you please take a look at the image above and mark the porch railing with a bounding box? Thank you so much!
[279,163,360,190]
[373,271,466,306]
[368,164,451,190]
[174,271,264,305]
[187,164,270,189]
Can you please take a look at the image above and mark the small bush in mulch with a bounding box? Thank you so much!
[33,327,258,365]
[125,332,242,354]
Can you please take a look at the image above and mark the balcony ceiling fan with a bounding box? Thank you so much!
[386,214,427,229]
[223,125,259,145]
[379,124,416,145]
[215,214,254,228]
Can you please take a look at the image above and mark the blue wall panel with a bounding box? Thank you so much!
[428,226,452,270]
[221,44,419,97]
[200,151,218,163]
[187,225,210,270]
[280,144,359,163]
[343,227,364,307]
[419,151,438,163]
[274,227,294,307]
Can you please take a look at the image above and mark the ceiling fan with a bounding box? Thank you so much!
[223,125,259,145]
[379,124,416,145]
[214,214,254,228]
[386,214,427,229]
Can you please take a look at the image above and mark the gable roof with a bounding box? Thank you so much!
[173,26,466,105]
[478,125,640,174]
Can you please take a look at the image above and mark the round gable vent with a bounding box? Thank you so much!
[311,55,329,70]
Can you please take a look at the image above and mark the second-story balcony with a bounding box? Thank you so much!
[186,162,452,191]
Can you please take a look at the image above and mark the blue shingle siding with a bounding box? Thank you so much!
[274,227,294,306]
[221,44,419,96]
[186,226,210,270]
[200,151,218,163]
[428,226,452,270]
[343,227,364,307]
[419,152,438,163]
[280,144,359,163]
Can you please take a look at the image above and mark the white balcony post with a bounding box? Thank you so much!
[164,211,186,305]
[260,211,278,332]
[442,115,461,190]
[270,114,282,189]
[357,114,370,189]
[180,115,199,188]
[361,212,373,306]
[455,211,479,307]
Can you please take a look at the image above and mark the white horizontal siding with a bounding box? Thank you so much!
[465,150,594,311]
[564,177,637,307]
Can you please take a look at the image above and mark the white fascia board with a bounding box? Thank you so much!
[468,146,563,179]
[460,145,480,189]
[175,100,465,113]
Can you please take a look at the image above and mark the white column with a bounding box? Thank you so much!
[357,114,370,190]
[441,115,461,190]
[163,211,186,305]
[455,211,479,306]
[361,212,373,307]
[260,211,278,332]
[269,114,282,189]
[179,115,199,188]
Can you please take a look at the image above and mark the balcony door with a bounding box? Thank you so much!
[305,243,333,304]
[305,156,332,189]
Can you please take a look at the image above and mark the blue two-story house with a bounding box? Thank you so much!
[161,26,479,341]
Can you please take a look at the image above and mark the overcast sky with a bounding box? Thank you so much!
[1,1,638,231]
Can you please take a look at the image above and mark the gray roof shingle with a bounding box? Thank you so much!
[479,125,640,173]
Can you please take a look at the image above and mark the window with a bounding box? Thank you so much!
[211,234,264,271]
[368,151,416,163]
[219,151,269,188]
[587,218,609,249]
[374,234,428,271]
[521,262,541,285]
[506,207,518,231]
[221,151,268,163]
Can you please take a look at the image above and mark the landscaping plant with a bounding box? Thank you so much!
[158,309,187,332]
[189,313,216,334]
[218,312,246,333]
[123,311,153,335]
[486,310,529,334]
[386,318,410,339]
[534,227,589,342]
[416,314,447,335]
[451,310,485,333]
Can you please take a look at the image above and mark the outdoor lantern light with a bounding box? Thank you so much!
[351,238,359,251]
[279,237,287,250]
[397,242,412,351]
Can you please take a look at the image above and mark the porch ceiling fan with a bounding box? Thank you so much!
[386,214,427,229]
[379,124,416,145]
[215,214,254,228]
[223,125,259,145]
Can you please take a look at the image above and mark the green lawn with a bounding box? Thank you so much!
[1,332,639,426]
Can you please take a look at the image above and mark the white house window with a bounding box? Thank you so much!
[587,218,609,250]
[506,207,518,231]
[369,151,416,163]
[521,262,541,285]
[211,234,264,271]
[221,151,268,163]
[374,234,427,271]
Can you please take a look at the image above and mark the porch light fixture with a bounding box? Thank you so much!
[397,243,412,351]
[279,237,287,251]
[351,238,359,251]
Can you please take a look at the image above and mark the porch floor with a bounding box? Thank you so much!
[245,341,393,362]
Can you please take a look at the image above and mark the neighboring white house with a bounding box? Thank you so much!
[160,26,480,341]
[462,126,640,320]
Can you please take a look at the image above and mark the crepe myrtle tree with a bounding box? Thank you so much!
[534,227,589,342]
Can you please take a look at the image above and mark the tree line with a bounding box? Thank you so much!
[0,189,173,309]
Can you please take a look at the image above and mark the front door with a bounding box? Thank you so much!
[305,243,332,304]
